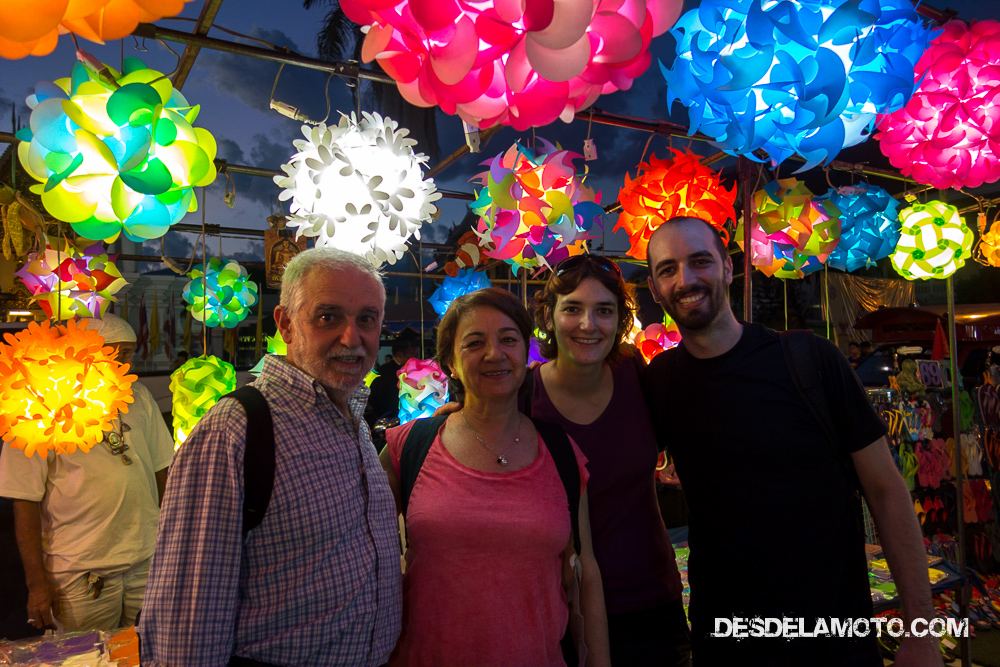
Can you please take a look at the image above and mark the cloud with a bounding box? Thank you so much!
[142,230,196,261]
[231,241,265,263]
[210,129,299,210]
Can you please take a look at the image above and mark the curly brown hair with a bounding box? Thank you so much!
[532,257,637,367]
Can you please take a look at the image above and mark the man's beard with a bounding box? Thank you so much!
[665,282,727,331]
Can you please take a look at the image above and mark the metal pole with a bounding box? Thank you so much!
[738,156,753,323]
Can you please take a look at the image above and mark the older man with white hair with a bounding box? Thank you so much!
[0,314,174,632]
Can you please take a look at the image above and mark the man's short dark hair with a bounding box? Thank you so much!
[391,329,421,355]
[645,216,730,273]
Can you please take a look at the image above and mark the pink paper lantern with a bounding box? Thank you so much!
[876,20,1000,190]
[342,0,683,130]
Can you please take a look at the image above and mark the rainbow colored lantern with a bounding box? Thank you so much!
[736,179,841,279]
[275,113,440,267]
[343,0,682,130]
[662,0,935,169]
[615,150,736,260]
[0,1,194,60]
[16,57,217,242]
[633,313,682,363]
[15,237,126,319]
[0,319,135,458]
[397,358,449,424]
[876,20,1000,189]
[182,258,258,328]
[428,269,492,317]
[891,201,974,280]
[820,186,901,272]
[470,138,604,272]
[169,355,237,449]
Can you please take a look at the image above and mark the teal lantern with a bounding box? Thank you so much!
[182,258,258,328]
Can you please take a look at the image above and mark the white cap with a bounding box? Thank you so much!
[85,314,137,344]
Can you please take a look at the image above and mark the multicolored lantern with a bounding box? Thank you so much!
[16,237,126,319]
[633,314,682,363]
[470,138,603,272]
[820,186,901,272]
[16,57,217,242]
[397,358,449,424]
[662,0,935,169]
[615,149,736,260]
[275,112,440,267]
[0,1,194,59]
[428,269,492,316]
[342,0,682,130]
[891,201,974,280]
[876,20,1000,189]
[182,258,258,328]
[169,355,237,449]
[0,319,135,458]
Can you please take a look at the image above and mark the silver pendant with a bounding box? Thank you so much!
[497,456,507,466]
[121,454,133,466]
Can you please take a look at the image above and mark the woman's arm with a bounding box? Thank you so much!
[576,490,610,667]
[378,446,404,515]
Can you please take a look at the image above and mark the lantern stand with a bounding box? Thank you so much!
[738,156,754,323]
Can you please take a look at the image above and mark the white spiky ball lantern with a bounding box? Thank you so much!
[274,112,441,267]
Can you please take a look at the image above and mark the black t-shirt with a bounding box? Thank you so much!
[364,359,402,429]
[643,323,888,666]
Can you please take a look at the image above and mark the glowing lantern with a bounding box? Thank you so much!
[16,57,217,242]
[891,201,974,280]
[819,186,901,272]
[876,20,1000,189]
[633,313,682,363]
[0,319,135,458]
[428,269,492,317]
[615,150,736,260]
[249,332,287,377]
[397,358,449,425]
[15,237,126,319]
[470,138,604,273]
[736,179,841,279]
[274,112,440,267]
[342,0,683,130]
[0,1,195,60]
[182,258,258,328]
[662,0,935,169]
[976,218,1000,267]
[170,355,236,449]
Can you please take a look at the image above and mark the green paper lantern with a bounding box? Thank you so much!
[890,201,973,280]
[182,258,258,328]
[169,355,236,449]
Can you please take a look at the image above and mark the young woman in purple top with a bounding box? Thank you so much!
[530,255,691,667]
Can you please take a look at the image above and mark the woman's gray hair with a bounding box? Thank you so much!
[279,248,386,315]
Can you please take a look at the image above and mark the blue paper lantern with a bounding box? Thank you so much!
[427,269,493,317]
[661,0,936,170]
[820,185,901,272]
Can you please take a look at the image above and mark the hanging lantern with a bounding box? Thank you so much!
[976,216,1000,267]
[632,313,682,363]
[891,201,974,280]
[0,319,135,458]
[16,57,217,242]
[15,237,127,319]
[169,355,237,449]
[470,138,603,273]
[615,149,736,260]
[428,269,492,317]
[342,0,682,130]
[820,186,901,272]
[662,0,935,169]
[274,112,440,267]
[397,358,449,425]
[249,331,287,377]
[182,258,258,328]
[876,20,1000,190]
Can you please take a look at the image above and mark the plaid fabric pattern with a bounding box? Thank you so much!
[139,356,401,667]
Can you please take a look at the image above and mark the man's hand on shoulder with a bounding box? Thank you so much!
[431,401,462,418]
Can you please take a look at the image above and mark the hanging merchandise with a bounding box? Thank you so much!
[633,313,682,363]
[0,319,135,458]
[16,237,127,319]
[976,216,1000,267]
[736,178,841,278]
[250,331,287,377]
[341,0,683,130]
[182,258,258,329]
[16,56,218,242]
[876,20,1000,190]
[615,150,736,260]
[169,355,237,449]
[891,201,974,280]
[397,358,449,425]
[820,185,901,272]
[470,138,604,273]
[275,112,440,267]
[428,269,493,317]
[661,0,935,170]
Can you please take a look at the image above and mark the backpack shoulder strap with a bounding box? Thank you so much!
[532,418,582,555]
[399,416,448,517]
[224,386,275,540]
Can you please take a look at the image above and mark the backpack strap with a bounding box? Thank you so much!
[224,386,275,540]
[532,419,582,555]
[399,415,448,517]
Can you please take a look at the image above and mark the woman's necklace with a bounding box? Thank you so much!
[461,410,521,467]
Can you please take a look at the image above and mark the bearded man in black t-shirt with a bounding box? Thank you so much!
[641,217,942,667]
